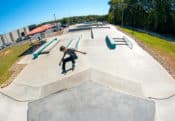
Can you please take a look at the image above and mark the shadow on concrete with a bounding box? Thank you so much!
[18,41,46,57]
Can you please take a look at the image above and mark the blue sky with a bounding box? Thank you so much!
[0,0,109,34]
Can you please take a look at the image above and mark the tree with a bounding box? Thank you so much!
[108,0,175,34]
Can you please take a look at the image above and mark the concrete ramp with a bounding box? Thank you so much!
[0,68,143,101]
[28,81,155,121]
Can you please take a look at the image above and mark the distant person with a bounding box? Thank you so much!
[38,36,41,41]
[59,45,86,74]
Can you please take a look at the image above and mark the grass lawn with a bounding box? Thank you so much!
[0,42,31,85]
[119,27,175,78]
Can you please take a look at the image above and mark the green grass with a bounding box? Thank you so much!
[0,42,31,85]
[120,27,175,58]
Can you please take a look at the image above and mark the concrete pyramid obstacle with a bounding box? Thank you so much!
[28,81,155,121]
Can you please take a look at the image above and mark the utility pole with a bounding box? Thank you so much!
[54,14,58,31]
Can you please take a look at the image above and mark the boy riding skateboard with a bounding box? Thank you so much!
[59,45,86,74]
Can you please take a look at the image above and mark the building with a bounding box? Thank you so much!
[27,23,62,40]
[0,26,30,47]
[0,22,61,48]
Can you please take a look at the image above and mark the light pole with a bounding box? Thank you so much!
[129,5,135,35]
[120,0,127,26]
[112,6,116,24]
[121,5,124,26]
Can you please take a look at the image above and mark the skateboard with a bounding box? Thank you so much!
[61,65,75,74]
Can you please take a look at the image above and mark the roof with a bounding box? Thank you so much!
[27,24,55,36]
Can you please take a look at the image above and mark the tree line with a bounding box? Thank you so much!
[108,0,175,34]
[60,15,107,25]
[38,15,107,27]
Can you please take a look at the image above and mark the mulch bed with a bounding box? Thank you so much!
[0,64,26,88]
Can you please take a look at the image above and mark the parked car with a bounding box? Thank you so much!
[16,38,22,43]
[61,24,69,28]
[21,36,30,40]
[4,42,12,47]
[0,46,4,50]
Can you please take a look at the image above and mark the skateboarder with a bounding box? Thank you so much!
[59,45,86,74]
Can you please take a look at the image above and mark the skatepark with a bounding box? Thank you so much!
[0,24,175,121]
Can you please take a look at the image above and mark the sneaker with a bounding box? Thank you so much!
[61,70,67,74]
[72,64,75,71]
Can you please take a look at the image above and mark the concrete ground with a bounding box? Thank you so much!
[0,24,175,121]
